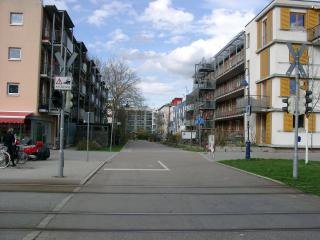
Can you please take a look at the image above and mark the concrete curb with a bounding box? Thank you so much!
[79,152,119,185]
[215,161,286,185]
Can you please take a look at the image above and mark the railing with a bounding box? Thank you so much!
[202,120,215,129]
[185,120,195,126]
[40,63,50,76]
[214,75,245,98]
[236,95,270,112]
[307,24,320,42]
[198,100,216,110]
[215,107,243,119]
[186,104,195,112]
[215,50,244,78]
[197,81,215,90]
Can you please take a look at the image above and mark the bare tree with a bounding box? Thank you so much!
[100,59,144,147]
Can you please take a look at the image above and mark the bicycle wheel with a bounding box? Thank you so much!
[17,152,28,164]
[0,151,10,168]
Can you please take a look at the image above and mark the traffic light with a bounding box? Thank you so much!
[52,90,62,109]
[299,90,306,115]
[305,90,313,115]
[282,96,295,114]
[65,91,73,112]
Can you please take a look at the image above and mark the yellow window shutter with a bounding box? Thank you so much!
[284,113,293,132]
[289,44,309,65]
[266,80,272,106]
[266,113,272,144]
[307,10,318,29]
[308,113,316,132]
[281,8,290,30]
[257,83,261,99]
[267,11,273,43]
[280,78,290,96]
[260,48,269,79]
[257,20,262,49]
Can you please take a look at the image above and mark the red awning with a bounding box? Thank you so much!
[0,112,32,124]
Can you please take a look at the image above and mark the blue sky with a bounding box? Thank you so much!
[44,0,270,108]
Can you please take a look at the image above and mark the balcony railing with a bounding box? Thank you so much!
[215,107,243,119]
[215,50,244,78]
[198,100,216,110]
[197,81,215,90]
[185,120,195,127]
[202,120,215,129]
[186,104,195,112]
[214,76,245,99]
[236,95,270,112]
[307,24,320,42]
[40,63,50,76]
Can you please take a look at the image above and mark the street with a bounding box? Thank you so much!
[1,140,320,240]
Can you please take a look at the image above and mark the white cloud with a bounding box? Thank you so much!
[138,82,174,94]
[165,35,186,44]
[204,0,268,11]
[105,29,129,48]
[88,1,135,26]
[140,0,194,32]
[198,9,255,38]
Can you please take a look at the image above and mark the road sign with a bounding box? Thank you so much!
[54,76,72,90]
[286,43,307,77]
[195,116,204,125]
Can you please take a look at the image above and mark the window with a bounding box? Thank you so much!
[246,33,250,49]
[8,47,21,60]
[7,83,19,96]
[10,13,23,25]
[262,19,268,46]
[290,12,305,30]
[293,115,305,128]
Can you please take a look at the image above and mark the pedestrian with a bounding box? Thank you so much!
[3,128,16,167]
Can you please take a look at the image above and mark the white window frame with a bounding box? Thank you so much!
[8,47,21,60]
[10,12,23,26]
[7,83,20,96]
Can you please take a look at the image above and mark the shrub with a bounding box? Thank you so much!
[76,139,101,151]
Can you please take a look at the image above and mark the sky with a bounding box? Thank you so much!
[43,0,270,109]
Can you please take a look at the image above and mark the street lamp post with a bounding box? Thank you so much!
[241,68,251,160]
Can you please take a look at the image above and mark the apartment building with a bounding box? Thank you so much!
[0,0,108,146]
[126,107,154,134]
[213,32,246,144]
[245,0,320,147]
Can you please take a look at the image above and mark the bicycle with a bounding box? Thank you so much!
[15,145,29,164]
[0,145,11,169]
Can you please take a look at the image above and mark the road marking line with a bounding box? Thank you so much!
[158,161,169,170]
[104,161,170,171]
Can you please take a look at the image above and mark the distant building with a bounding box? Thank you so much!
[126,107,154,134]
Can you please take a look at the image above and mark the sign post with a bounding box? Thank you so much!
[54,52,77,178]
[286,43,307,179]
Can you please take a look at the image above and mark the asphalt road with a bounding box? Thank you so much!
[1,140,320,240]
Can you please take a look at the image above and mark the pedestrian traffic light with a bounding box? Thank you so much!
[52,90,62,109]
[65,91,73,112]
[305,90,313,115]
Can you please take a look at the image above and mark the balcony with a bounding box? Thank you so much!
[197,81,215,90]
[307,24,320,43]
[186,104,195,112]
[236,95,270,113]
[186,94,194,105]
[215,50,244,79]
[185,120,195,127]
[202,120,215,129]
[81,84,86,95]
[215,107,243,119]
[198,100,216,110]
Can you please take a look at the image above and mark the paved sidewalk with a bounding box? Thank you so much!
[0,149,116,185]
